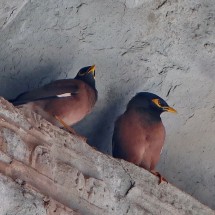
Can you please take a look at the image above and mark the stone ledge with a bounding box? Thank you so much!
[0,97,214,215]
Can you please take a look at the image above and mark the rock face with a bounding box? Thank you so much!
[0,175,46,215]
[0,97,214,215]
[0,0,215,210]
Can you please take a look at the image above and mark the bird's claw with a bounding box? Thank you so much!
[55,115,87,141]
[151,171,168,184]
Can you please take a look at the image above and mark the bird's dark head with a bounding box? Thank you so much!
[75,65,96,89]
[127,92,177,115]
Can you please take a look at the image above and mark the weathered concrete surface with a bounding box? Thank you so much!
[0,0,215,210]
[0,174,46,215]
[0,97,214,215]
[0,174,80,215]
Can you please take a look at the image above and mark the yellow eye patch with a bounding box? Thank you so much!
[152,98,177,113]
[78,70,88,76]
[152,99,162,108]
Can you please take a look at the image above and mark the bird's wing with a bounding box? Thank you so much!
[10,79,80,106]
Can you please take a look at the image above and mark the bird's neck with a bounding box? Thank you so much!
[144,111,161,123]
[74,76,96,90]
[127,107,162,123]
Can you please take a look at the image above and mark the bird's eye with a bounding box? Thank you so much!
[78,70,87,76]
[152,99,162,108]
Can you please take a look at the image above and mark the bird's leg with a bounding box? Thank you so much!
[54,115,76,134]
[54,116,87,141]
[150,170,168,184]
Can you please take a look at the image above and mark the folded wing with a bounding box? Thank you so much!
[10,79,80,106]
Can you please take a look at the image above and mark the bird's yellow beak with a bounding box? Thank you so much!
[88,65,96,78]
[152,99,177,113]
[163,106,177,113]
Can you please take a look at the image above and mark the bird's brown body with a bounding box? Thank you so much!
[113,108,165,171]
[10,65,97,131]
[21,80,97,127]
[112,92,176,183]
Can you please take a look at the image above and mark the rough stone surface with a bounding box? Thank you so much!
[0,97,214,215]
[0,0,215,210]
[0,174,80,215]
[0,174,46,215]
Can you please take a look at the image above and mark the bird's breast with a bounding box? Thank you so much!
[116,110,165,150]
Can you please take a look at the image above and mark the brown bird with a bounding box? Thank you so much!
[112,92,176,183]
[10,65,97,135]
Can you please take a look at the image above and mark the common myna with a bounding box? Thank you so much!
[112,92,176,183]
[10,65,97,134]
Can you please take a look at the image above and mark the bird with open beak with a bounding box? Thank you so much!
[10,65,97,135]
[112,92,176,184]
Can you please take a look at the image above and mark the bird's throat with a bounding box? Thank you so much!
[137,108,162,124]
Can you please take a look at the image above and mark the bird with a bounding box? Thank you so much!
[112,92,176,184]
[9,65,97,136]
